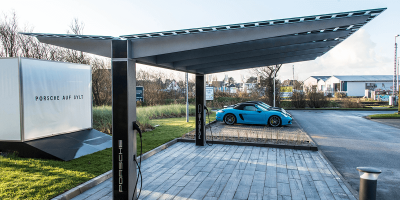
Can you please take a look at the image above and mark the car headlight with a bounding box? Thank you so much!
[217,110,225,113]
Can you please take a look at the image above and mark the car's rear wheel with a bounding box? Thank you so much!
[224,114,236,125]
[268,115,281,127]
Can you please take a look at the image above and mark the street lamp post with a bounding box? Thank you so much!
[394,35,399,97]
[186,72,189,122]
[273,66,276,107]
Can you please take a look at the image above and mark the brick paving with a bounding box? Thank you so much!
[71,142,356,200]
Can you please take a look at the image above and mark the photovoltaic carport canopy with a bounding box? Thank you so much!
[21,8,386,74]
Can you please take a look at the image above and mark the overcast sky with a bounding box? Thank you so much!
[2,0,399,82]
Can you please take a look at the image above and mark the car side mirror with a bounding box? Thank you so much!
[257,109,262,113]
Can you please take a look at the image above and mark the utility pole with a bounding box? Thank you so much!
[292,65,294,83]
[394,35,399,97]
[186,72,189,122]
[398,57,400,110]
[397,57,399,97]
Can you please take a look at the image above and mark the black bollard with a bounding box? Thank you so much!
[357,167,381,200]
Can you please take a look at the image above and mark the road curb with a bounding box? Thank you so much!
[178,138,317,151]
[317,149,359,200]
[365,117,400,119]
[51,138,179,200]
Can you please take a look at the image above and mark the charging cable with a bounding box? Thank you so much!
[132,122,143,200]
[204,106,213,146]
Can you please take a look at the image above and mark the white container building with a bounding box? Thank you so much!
[0,58,111,160]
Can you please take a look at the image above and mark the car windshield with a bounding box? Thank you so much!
[259,102,271,108]
[256,103,270,110]
[256,105,268,111]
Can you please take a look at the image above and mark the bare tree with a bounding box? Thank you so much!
[252,64,282,106]
[64,18,88,64]
[0,11,64,60]
[91,57,111,105]
[0,12,19,57]
[136,69,168,106]
[68,18,85,35]
[18,26,63,60]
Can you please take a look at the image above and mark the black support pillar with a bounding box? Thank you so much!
[195,74,206,146]
[111,40,137,200]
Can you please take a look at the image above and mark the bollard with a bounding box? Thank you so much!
[357,167,382,200]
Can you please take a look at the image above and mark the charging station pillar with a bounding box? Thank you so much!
[195,74,206,146]
[111,40,137,199]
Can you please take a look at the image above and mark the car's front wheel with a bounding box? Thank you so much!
[224,114,236,125]
[268,115,281,127]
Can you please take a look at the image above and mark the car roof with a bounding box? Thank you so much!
[245,101,263,104]
[234,103,258,107]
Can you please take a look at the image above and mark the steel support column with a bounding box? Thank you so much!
[195,74,206,146]
[186,72,189,122]
[111,40,137,200]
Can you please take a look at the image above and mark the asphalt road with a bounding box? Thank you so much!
[289,110,400,200]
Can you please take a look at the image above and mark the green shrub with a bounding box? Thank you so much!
[307,91,328,108]
[335,92,347,98]
[327,101,340,107]
[280,101,292,108]
[291,91,307,108]
[341,99,363,108]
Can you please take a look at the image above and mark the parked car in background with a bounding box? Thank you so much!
[223,101,291,117]
[245,101,292,117]
[216,102,292,127]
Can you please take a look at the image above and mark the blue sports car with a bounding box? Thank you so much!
[216,102,292,127]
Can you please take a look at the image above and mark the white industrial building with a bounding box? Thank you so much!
[305,75,394,97]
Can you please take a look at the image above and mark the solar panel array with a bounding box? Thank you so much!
[19,8,386,74]
[119,8,385,40]
[21,8,385,42]
[21,33,115,40]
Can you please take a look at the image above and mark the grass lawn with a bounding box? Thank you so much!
[368,112,400,119]
[0,112,215,200]
[139,112,215,153]
[0,149,112,200]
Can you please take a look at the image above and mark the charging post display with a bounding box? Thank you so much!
[111,40,138,200]
[196,74,206,146]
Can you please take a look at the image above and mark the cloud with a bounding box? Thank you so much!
[279,28,392,81]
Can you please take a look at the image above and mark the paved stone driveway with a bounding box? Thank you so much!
[183,121,313,147]
[72,142,356,200]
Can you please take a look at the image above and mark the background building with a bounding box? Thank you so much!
[325,75,393,96]
[303,76,331,92]
[304,75,394,97]
[316,77,330,92]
